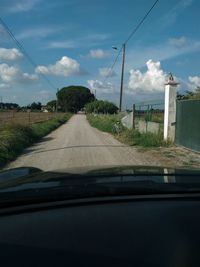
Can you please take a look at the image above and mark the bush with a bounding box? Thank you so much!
[85,100,118,114]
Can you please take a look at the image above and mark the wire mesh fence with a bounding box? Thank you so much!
[0,111,63,126]
[134,101,164,124]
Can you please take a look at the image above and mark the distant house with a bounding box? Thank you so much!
[41,106,49,113]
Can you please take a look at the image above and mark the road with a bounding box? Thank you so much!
[7,114,165,171]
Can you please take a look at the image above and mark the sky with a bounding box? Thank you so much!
[0,0,200,108]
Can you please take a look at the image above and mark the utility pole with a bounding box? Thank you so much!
[56,88,59,112]
[119,43,126,112]
[0,96,2,110]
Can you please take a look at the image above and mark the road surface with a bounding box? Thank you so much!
[7,114,165,171]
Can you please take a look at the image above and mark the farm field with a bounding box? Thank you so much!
[0,111,65,126]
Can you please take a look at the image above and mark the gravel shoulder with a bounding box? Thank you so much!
[6,114,200,171]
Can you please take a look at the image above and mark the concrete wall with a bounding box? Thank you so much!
[121,112,162,134]
[121,112,133,129]
[137,120,161,134]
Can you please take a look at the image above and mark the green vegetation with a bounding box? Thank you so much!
[87,114,123,133]
[87,114,168,148]
[57,85,95,112]
[0,114,72,168]
[177,87,200,100]
[47,100,57,111]
[136,112,164,123]
[116,129,167,147]
[27,102,42,111]
[85,100,118,114]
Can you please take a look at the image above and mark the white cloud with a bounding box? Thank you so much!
[0,48,23,61]
[188,76,200,88]
[88,49,110,59]
[128,60,167,93]
[35,56,83,77]
[0,63,37,84]
[83,33,110,42]
[0,83,10,89]
[169,36,188,48]
[87,79,114,94]
[160,0,193,29]
[16,26,62,40]
[99,67,116,78]
[125,38,200,70]
[0,25,10,43]
[45,41,75,49]
[3,0,41,13]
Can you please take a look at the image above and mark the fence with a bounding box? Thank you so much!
[175,99,200,152]
[121,101,164,134]
[134,102,164,124]
[0,111,62,126]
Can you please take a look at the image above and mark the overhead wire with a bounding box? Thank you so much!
[103,0,159,84]
[0,17,56,90]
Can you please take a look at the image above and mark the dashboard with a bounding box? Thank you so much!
[0,195,200,266]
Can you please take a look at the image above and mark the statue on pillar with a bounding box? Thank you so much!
[168,72,174,81]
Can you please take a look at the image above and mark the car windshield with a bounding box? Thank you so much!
[0,0,200,199]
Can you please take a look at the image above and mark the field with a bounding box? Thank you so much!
[0,111,65,126]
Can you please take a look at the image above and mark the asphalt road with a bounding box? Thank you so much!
[7,114,163,171]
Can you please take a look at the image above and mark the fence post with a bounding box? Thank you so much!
[132,104,135,129]
[28,111,31,124]
[164,74,179,142]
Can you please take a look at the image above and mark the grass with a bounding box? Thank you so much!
[136,112,164,123]
[0,114,72,168]
[87,114,169,148]
[87,114,124,133]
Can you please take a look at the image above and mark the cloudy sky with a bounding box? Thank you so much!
[0,0,200,107]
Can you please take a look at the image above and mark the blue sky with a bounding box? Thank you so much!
[0,0,200,108]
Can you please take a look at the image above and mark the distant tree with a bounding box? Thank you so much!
[47,100,57,111]
[29,102,42,110]
[85,100,118,114]
[57,86,95,112]
[177,87,200,100]
[0,102,19,110]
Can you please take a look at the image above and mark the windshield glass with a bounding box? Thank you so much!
[0,0,200,198]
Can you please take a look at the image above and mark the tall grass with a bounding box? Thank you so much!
[87,114,169,148]
[0,114,72,168]
[87,114,124,133]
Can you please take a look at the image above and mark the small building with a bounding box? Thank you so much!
[41,106,49,113]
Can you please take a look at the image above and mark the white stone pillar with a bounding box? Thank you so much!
[164,78,179,142]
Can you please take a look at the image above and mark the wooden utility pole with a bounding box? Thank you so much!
[119,43,126,112]
[56,88,59,113]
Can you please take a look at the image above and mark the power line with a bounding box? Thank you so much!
[125,0,159,44]
[0,17,56,90]
[103,46,122,83]
[103,0,159,84]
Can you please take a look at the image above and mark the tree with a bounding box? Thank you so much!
[85,100,118,114]
[28,102,42,110]
[47,100,57,111]
[57,86,95,112]
[177,87,200,100]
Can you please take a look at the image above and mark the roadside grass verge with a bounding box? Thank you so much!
[0,114,72,168]
[87,114,169,148]
[87,114,123,133]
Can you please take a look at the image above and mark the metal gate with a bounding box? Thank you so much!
[175,100,200,152]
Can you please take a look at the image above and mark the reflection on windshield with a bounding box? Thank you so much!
[0,0,199,193]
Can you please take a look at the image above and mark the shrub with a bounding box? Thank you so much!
[85,100,118,114]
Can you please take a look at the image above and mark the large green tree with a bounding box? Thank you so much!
[57,86,95,112]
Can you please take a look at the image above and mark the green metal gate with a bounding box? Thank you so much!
[175,100,200,152]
